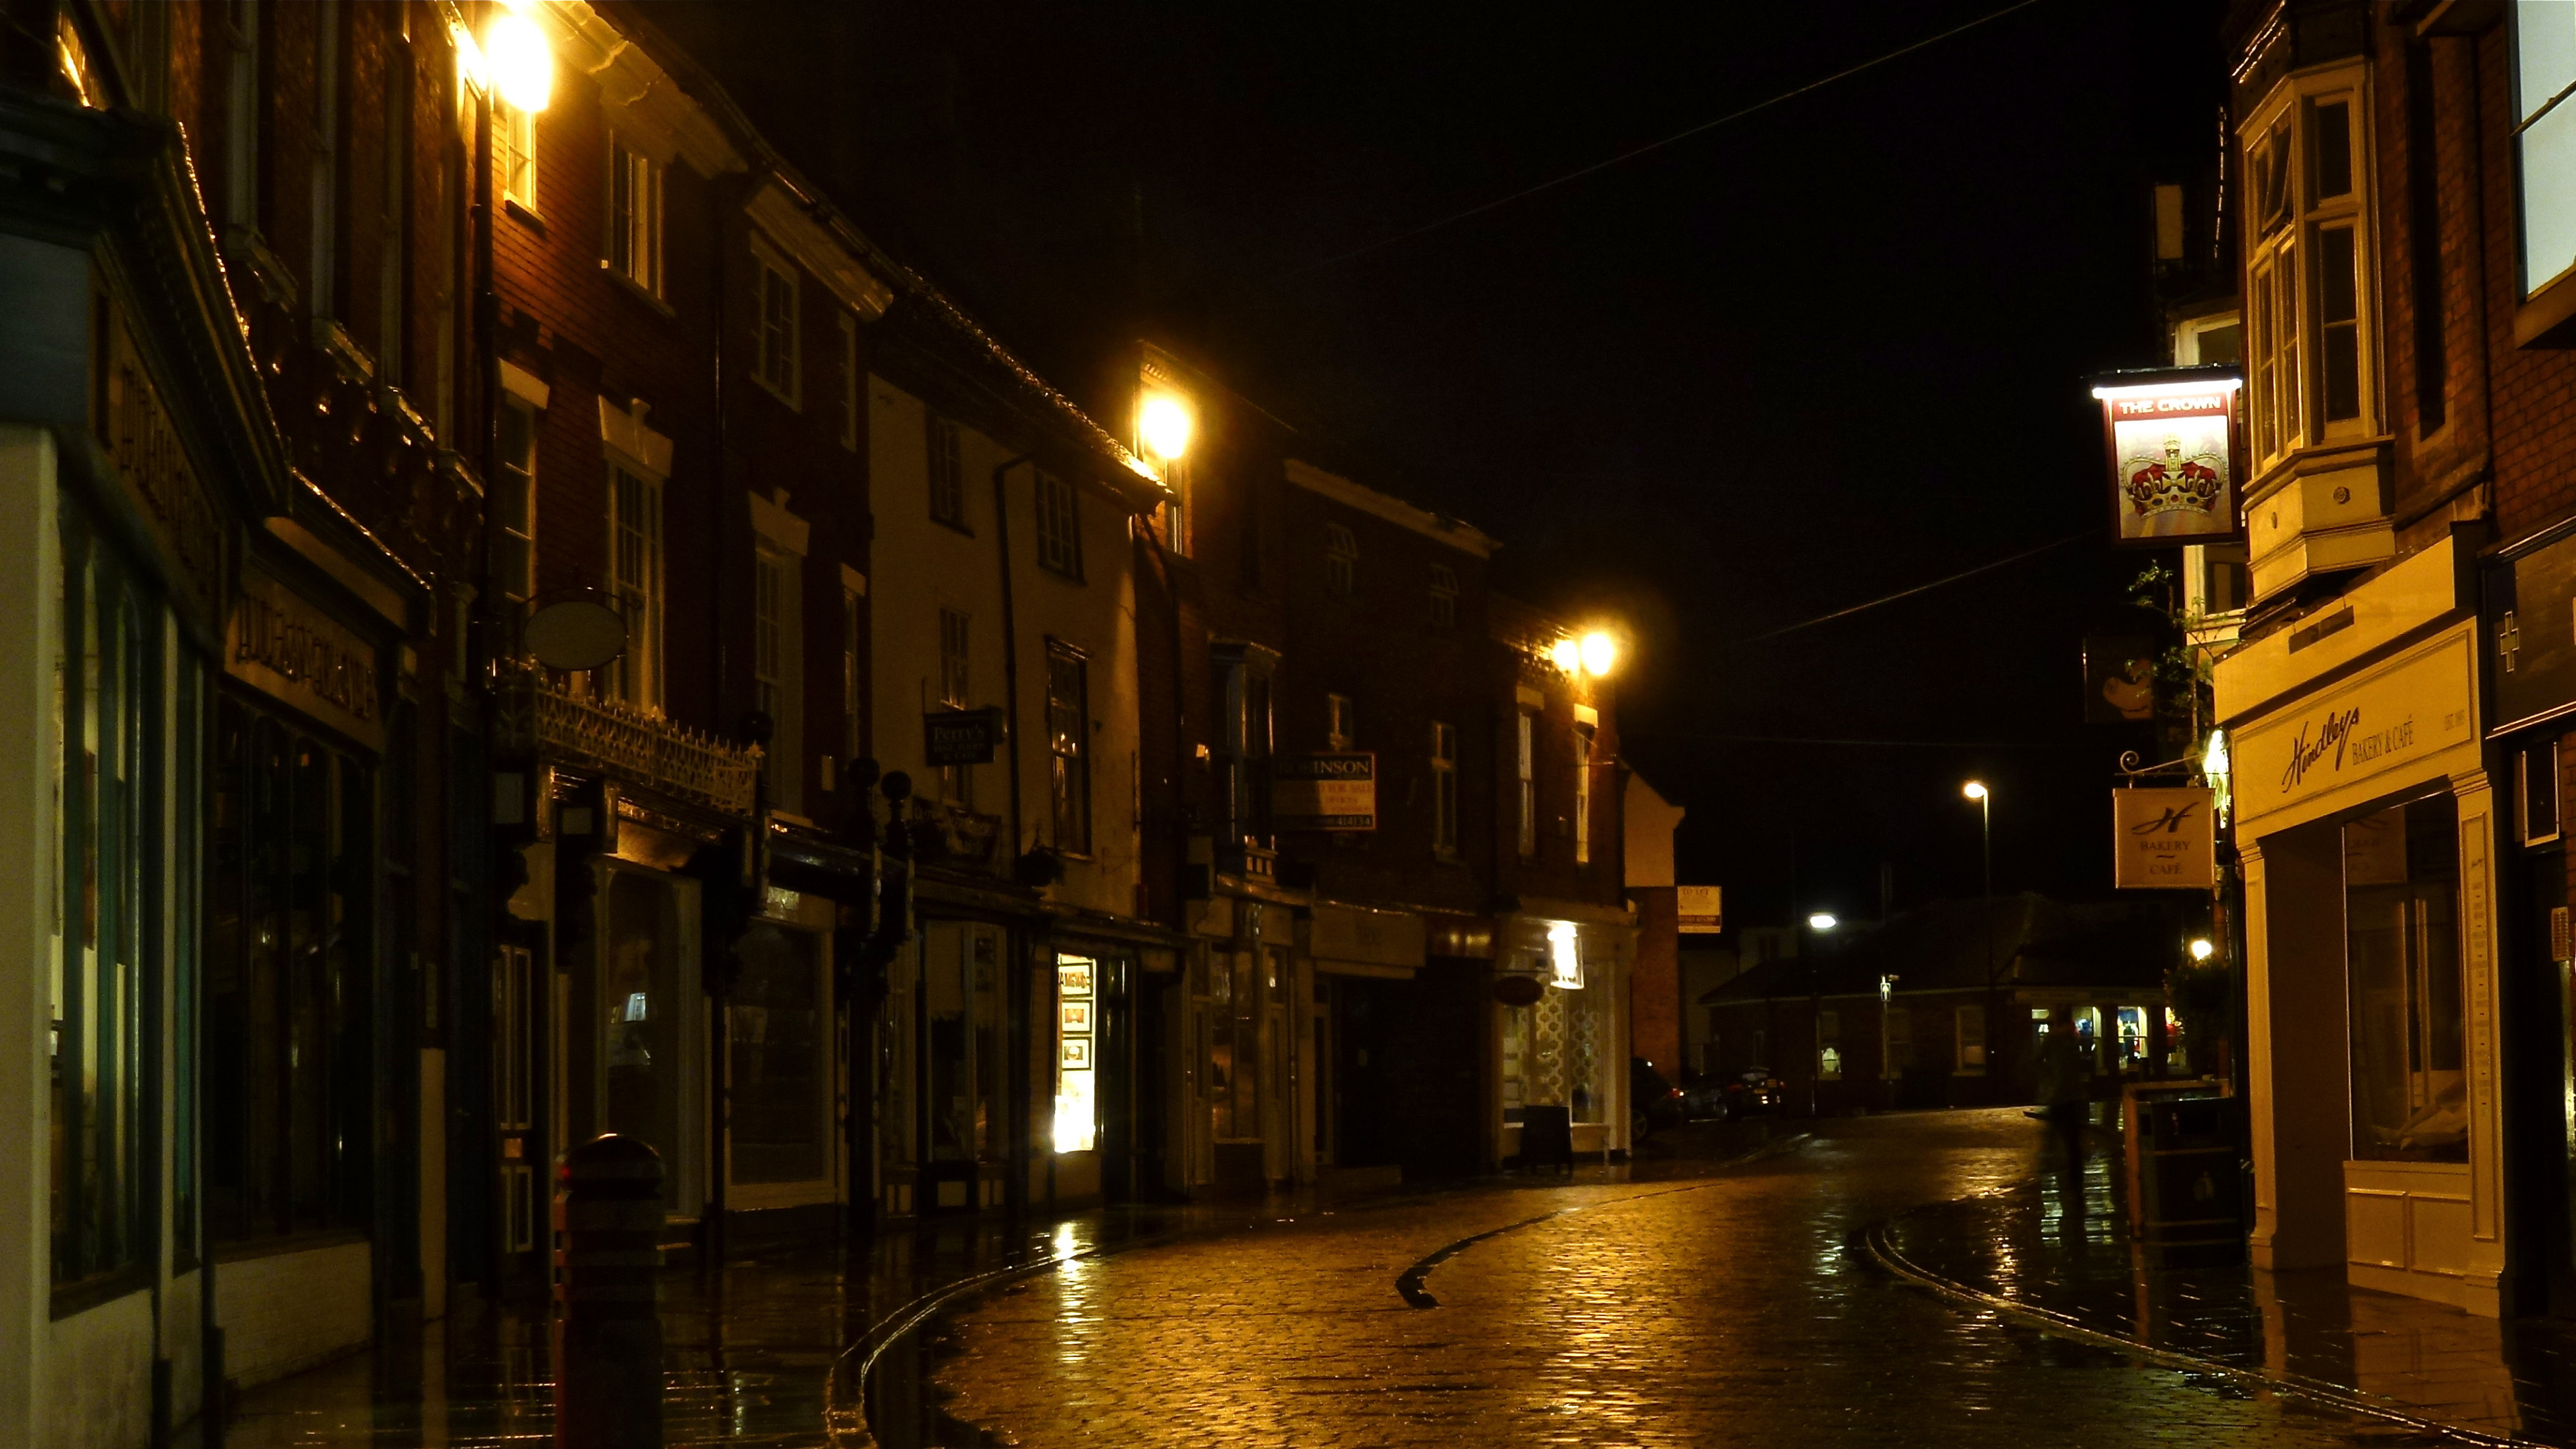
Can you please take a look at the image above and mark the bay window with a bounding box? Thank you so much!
[2243,74,2376,470]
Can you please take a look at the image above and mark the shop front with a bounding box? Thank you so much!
[2218,538,2504,1313]
[1494,906,1633,1166]
[725,886,842,1241]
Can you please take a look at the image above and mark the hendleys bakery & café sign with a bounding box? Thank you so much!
[2232,625,2477,827]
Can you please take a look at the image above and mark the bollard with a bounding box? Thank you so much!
[555,1134,665,1448]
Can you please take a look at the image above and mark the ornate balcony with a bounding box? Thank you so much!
[491,659,761,818]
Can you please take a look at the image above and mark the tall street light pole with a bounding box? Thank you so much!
[1805,912,1837,1118]
[1964,782,1994,1084]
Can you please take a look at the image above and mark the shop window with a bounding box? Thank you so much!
[601,868,696,1208]
[926,411,965,529]
[205,695,373,1246]
[1055,955,1097,1153]
[53,516,191,1292]
[606,133,661,295]
[2513,3,2576,297]
[2116,1006,2148,1068]
[2522,737,2561,846]
[923,922,1003,1163]
[1566,979,1603,1123]
[1955,1003,1987,1074]
[1818,1010,1842,1081]
[2347,794,2469,1162]
[1035,472,1082,579]
[606,464,663,710]
[1046,640,1090,855]
[1430,721,1459,855]
[731,922,829,1187]
[2163,1006,2189,1074]
[1211,949,1260,1142]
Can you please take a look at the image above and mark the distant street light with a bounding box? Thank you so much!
[485,7,553,112]
[1807,912,1838,932]
[1964,780,1996,1078]
[1803,911,1837,1116]
[2189,937,2215,962]
[1550,637,1582,673]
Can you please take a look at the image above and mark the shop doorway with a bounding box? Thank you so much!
[919,920,1004,1212]
[492,942,545,1292]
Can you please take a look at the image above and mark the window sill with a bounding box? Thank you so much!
[502,197,545,234]
[932,515,975,539]
[2520,270,2576,347]
[752,376,801,412]
[50,1263,152,1321]
[1038,564,1086,584]
[601,260,675,320]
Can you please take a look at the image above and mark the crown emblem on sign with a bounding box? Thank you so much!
[2122,435,2225,517]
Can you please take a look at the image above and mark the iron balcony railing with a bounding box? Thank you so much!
[492,659,761,818]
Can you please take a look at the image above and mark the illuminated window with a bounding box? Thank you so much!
[1324,523,1357,596]
[1516,710,1537,859]
[1573,723,1594,865]
[606,464,663,710]
[2241,74,2373,470]
[497,100,536,211]
[1053,956,1098,1152]
[938,608,971,807]
[1818,1010,1841,1081]
[1046,640,1089,854]
[1035,472,1082,578]
[2346,795,2467,1163]
[607,135,662,294]
[492,397,537,604]
[1955,1003,1986,1075]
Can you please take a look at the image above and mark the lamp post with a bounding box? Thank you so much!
[1805,912,1837,1117]
[1963,781,1995,1087]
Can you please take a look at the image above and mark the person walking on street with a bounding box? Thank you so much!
[2039,1009,2089,1183]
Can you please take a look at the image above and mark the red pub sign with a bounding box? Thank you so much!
[2093,368,2244,547]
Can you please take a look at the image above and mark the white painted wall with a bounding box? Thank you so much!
[214,1240,372,1389]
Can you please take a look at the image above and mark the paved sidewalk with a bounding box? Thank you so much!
[1872,1140,2576,1445]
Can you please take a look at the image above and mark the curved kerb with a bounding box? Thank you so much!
[1859,1216,2523,1448]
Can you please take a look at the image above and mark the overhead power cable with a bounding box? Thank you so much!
[1724,525,2096,649]
[1279,0,2053,277]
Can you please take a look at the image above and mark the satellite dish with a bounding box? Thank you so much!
[524,599,629,672]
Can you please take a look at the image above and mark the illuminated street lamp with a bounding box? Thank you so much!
[485,5,553,113]
[1964,781,1997,1062]
[1579,631,1618,678]
[2189,937,2214,962]
[1807,912,1837,932]
[1138,393,1193,460]
[1550,637,1581,673]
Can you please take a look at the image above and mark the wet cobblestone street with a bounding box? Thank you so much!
[923,1110,2485,1448]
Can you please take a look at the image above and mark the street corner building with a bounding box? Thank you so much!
[2198,0,2576,1320]
[0,4,1674,1444]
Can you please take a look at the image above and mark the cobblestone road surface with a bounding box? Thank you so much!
[924,1110,2473,1448]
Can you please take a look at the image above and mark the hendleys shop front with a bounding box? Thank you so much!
[2216,537,2505,1313]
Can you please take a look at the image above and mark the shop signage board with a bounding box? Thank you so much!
[2083,635,2158,723]
[924,707,998,766]
[1275,752,1376,830]
[226,565,385,751]
[2094,370,2244,547]
[1676,885,1723,934]
[2233,625,2478,830]
[2111,787,2216,890]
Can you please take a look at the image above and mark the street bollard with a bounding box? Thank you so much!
[555,1134,665,1449]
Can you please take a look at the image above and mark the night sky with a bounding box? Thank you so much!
[669,0,2227,931]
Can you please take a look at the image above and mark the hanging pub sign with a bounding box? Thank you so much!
[1273,752,1376,830]
[2112,786,2217,890]
[924,707,999,766]
[2082,635,2158,724]
[2093,368,2244,547]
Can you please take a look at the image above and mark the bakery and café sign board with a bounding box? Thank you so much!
[2234,627,2475,828]
[226,566,384,751]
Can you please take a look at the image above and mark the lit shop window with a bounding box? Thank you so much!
[1055,955,1097,1153]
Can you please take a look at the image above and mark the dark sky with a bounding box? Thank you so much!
[669,0,2226,929]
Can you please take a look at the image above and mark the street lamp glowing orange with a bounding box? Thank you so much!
[1962,780,1988,801]
[1138,393,1192,460]
[1550,637,1581,673]
[1579,631,1618,677]
[486,8,553,112]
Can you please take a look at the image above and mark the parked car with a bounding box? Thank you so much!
[1723,1069,1788,1119]
[1630,1057,1687,1141]
[1676,1072,1731,1121]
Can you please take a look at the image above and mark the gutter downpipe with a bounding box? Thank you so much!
[993,453,1032,1222]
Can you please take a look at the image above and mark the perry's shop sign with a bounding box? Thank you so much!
[1274,752,1376,830]
[2233,625,2476,828]
[226,566,384,750]
[2112,787,2216,890]
[924,707,1000,766]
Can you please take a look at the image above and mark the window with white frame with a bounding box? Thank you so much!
[837,314,859,451]
[1428,561,1458,628]
[1326,693,1354,751]
[493,397,537,605]
[1324,523,1357,596]
[1036,471,1081,578]
[498,99,536,211]
[1161,455,1192,558]
[1431,721,1458,854]
[1516,710,1538,859]
[926,412,965,529]
[606,464,663,710]
[1574,722,1594,865]
[752,536,804,810]
[2243,72,2374,472]
[753,245,798,403]
[607,133,661,294]
[2514,4,2576,298]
